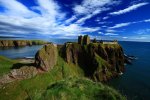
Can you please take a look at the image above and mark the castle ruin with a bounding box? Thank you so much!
[78,35,90,45]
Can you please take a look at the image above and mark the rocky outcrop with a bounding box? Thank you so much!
[60,43,125,81]
[0,40,47,47]
[35,43,57,71]
[0,66,37,87]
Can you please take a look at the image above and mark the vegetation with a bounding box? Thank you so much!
[38,77,126,100]
[0,55,126,100]
[0,56,15,76]
[0,56,83,100]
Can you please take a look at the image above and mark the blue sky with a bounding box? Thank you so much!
[0,0,150,41]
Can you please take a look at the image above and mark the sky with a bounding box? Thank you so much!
[0,0,150,42]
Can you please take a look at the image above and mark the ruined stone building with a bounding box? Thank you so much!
[78,35,90,45]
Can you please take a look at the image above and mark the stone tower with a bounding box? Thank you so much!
[78,35,90,45]
[78,35,83,45]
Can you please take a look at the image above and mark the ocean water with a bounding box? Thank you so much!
[107,41,150,100]
[0,39,150,100]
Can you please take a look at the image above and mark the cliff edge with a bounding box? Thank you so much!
[59,42,124,81]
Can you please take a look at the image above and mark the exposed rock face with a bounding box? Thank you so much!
[35,43,57,71]
[0,40,47,47]
[0,66,37,87]
[60,43,125,81]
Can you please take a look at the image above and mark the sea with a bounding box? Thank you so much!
[0,39,150,100]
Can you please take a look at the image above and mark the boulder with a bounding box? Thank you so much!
[35,43,57,71]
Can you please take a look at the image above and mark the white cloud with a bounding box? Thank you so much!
[0,0,39,17]
[109,19,150,29]
[75,10,102,24]
[98,32,104,35]
[122,37,128,39]
[73,0,120,24]
[110,2,148,15]
[65,16,77,24]
[103,16,109,20]
[105,29,117,33]
[95,17,101,22]
[109,22,131,29]
[74,0,120,15]
[0,0,102,38]
[144,19,150,22]
[104,33,118,35]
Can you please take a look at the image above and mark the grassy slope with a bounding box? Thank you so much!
[38,78,126,100]
[0,56,16,76]
[0,56,84,100]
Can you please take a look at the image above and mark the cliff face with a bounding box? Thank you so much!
[60,43,125,81]
[35,43,58,71]
[0,40,47,47]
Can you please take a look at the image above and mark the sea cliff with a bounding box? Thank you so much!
[59,42,124,81]
[33,35,125,82]
[0,36,126,100]
[0,40,47,47]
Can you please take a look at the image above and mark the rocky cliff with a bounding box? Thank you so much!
[0,42,126,99]
[0,40,47,47]
[35,43,58,71]
[60,42,125,81]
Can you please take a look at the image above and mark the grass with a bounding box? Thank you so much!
[0,56,16,76]
[37,77,126,100]
[0,56,84,100]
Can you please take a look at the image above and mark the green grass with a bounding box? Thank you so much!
[0,56,15,76]
[37,77,126,100]
[0,56,84,100]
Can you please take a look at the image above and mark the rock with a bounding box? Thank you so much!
[9,66,38,79]
[0,66,38,87]
[61,43,125,81]
[35,43,57,71]
[0,40,47,47]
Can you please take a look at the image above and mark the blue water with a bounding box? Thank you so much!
[107,41,150,100]
[0,39,150,100]
[0,45,43,59]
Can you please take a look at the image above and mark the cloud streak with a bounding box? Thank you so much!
[109,22,131,29]
[110,2,148,15]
